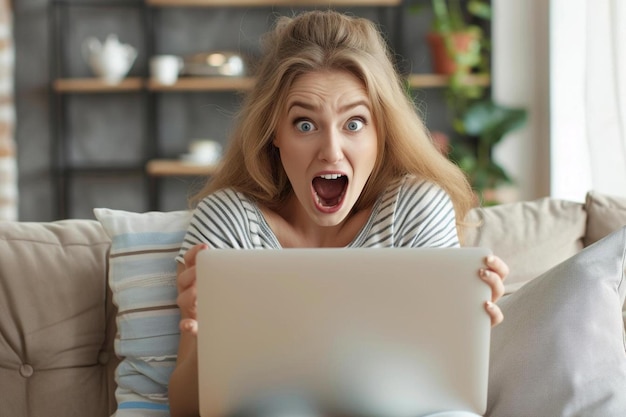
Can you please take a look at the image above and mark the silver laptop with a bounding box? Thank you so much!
[196,247,492,417]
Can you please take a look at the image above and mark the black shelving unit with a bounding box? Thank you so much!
[49,0,152,219]
[48,0,405,219]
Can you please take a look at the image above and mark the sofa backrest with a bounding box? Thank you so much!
[0,219,116,417]
[464,191,626,293]
[464,197,587,291]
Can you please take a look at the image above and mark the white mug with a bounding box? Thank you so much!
[150,55,182,85]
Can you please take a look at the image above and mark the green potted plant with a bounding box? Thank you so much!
[410,0,527,204]
[449,99,527,205]
[425,0,488,75]
[418,0,492,115]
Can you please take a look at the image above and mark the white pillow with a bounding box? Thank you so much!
[487,226,626,416]
[94,208,192,416]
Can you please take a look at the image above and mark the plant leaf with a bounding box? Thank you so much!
[462,99,527,146]
[468,0,492,20]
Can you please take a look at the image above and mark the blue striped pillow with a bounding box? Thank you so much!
[94,208,193,417]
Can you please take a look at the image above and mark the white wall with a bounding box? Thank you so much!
[492,0,551,201]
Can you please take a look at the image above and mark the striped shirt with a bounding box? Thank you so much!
[176,175,458,262]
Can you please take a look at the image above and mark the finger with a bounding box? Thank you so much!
[177,266,196,293]
[177,286,198,319]
[178,244,208,292]
[484,255,509,281]
[485,301,504,327]
[183,243,208,268]
[179,318,198,336]
[480,268,505,302]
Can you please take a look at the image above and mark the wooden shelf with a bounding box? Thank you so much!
[407,73,491,89]
[53,77,144,93]
[146,159,218,176]
[64,165,145,175]
[146,0,401,7]
[147,76,256,91]
[55,74,489,93]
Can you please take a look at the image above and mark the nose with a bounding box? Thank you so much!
[317,128,344,163]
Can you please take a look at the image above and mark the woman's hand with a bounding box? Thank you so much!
[176,243,208,336]
[480,254,509,327]
[171,244,206,417]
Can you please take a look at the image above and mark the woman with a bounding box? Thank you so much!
[170,10,507,417]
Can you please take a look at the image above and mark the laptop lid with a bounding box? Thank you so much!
[196,247,492,417]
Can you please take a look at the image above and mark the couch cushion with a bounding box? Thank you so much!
[0,219,116,417]
[585,191,626,246]
[487,227,626,417]
[463,197,586,291]
[94,208,192,416]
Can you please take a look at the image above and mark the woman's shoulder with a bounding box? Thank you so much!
[361,175,457,248]
[391,174,449,200]
[192,188,263,226]
[373,174,453,224]
[197,187,254,211]
[390,175,455,218]
[185,187,269,249]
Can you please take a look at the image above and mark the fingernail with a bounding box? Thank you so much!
[486,255,495,264]
[486,301,495,310]
[480,269,490,279]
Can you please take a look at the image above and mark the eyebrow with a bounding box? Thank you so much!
[287,99,372,114]
[287,100,317,113]
[339,100,371,114]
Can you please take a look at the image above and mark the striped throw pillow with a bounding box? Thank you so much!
[94,208,193,416]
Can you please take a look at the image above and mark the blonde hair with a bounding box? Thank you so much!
[191,10,475,238]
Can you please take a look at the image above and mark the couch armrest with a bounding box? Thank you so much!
[0,220,116,417]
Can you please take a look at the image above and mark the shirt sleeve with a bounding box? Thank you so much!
[393,178,460,248]
[175,189,253,264]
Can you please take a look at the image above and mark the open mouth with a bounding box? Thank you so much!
[312,174,348,209]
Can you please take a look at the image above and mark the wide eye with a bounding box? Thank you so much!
[346,118,364,132]
[295,120,315,133]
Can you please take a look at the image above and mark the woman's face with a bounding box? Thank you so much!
[273,70,378,227]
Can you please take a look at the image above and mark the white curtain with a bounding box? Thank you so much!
[0,0,15,220]
[551,0,626,201]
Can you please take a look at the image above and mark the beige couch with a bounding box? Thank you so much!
[1,191,626,417]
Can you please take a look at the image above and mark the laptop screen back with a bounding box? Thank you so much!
[196,247,492,417]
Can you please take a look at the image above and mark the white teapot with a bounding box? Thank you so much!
[82,34,137,85]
